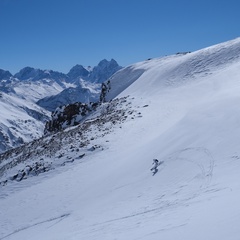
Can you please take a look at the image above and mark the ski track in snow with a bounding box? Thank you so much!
[84,147,215,228]
[0,214,70,240]
[68,146,218,240]
[166,147,215,188]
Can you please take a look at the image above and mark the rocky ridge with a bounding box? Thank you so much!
[0,96,143,186]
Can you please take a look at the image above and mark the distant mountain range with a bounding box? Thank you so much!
[0,59,121,83]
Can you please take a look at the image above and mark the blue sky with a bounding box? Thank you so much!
[0,0,240,74]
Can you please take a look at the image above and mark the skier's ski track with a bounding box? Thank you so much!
[0,213,70,240]
[84,147,215,236]
[166,147,214,189]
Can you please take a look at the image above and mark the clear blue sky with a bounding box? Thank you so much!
[1,0,240,74]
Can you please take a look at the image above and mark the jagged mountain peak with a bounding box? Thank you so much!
[91,58,122,83]
[0,69,12,80]
[97,58,120,69]
[66,59,122,83]
[13,67,67,81]
[98,58,111,66]
[4,59,122,83]
[67,64,89,80]
[13,66,39,80]
[35,59,122,111]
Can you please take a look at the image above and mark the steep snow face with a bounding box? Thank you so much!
[0,92,49,153]
[1,38,240,240]
[13,79,69,102]
[107,37,240,100]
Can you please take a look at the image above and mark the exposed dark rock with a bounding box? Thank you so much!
[44,102,100,133]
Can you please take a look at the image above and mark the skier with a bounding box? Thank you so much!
[151,159,159,175]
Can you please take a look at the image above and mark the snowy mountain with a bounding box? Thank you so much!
[36,81,100,112]
[0,92,49,153]
[0,59,121,153]
[0,59,122,101]
[13,67,68,82]
[66,59,121,83]
[37,87,90,112]
[0,72,67,153]
[67,64,89,80]
[89,58,122,83]
[1,38,240,240]
[37,59,122,111]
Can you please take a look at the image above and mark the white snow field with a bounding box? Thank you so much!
[1,38,240,240]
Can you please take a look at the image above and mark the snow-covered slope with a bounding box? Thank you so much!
[1,37,240,240]
[0,92,49,153]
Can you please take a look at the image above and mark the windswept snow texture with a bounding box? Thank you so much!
[1,38,240,240]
